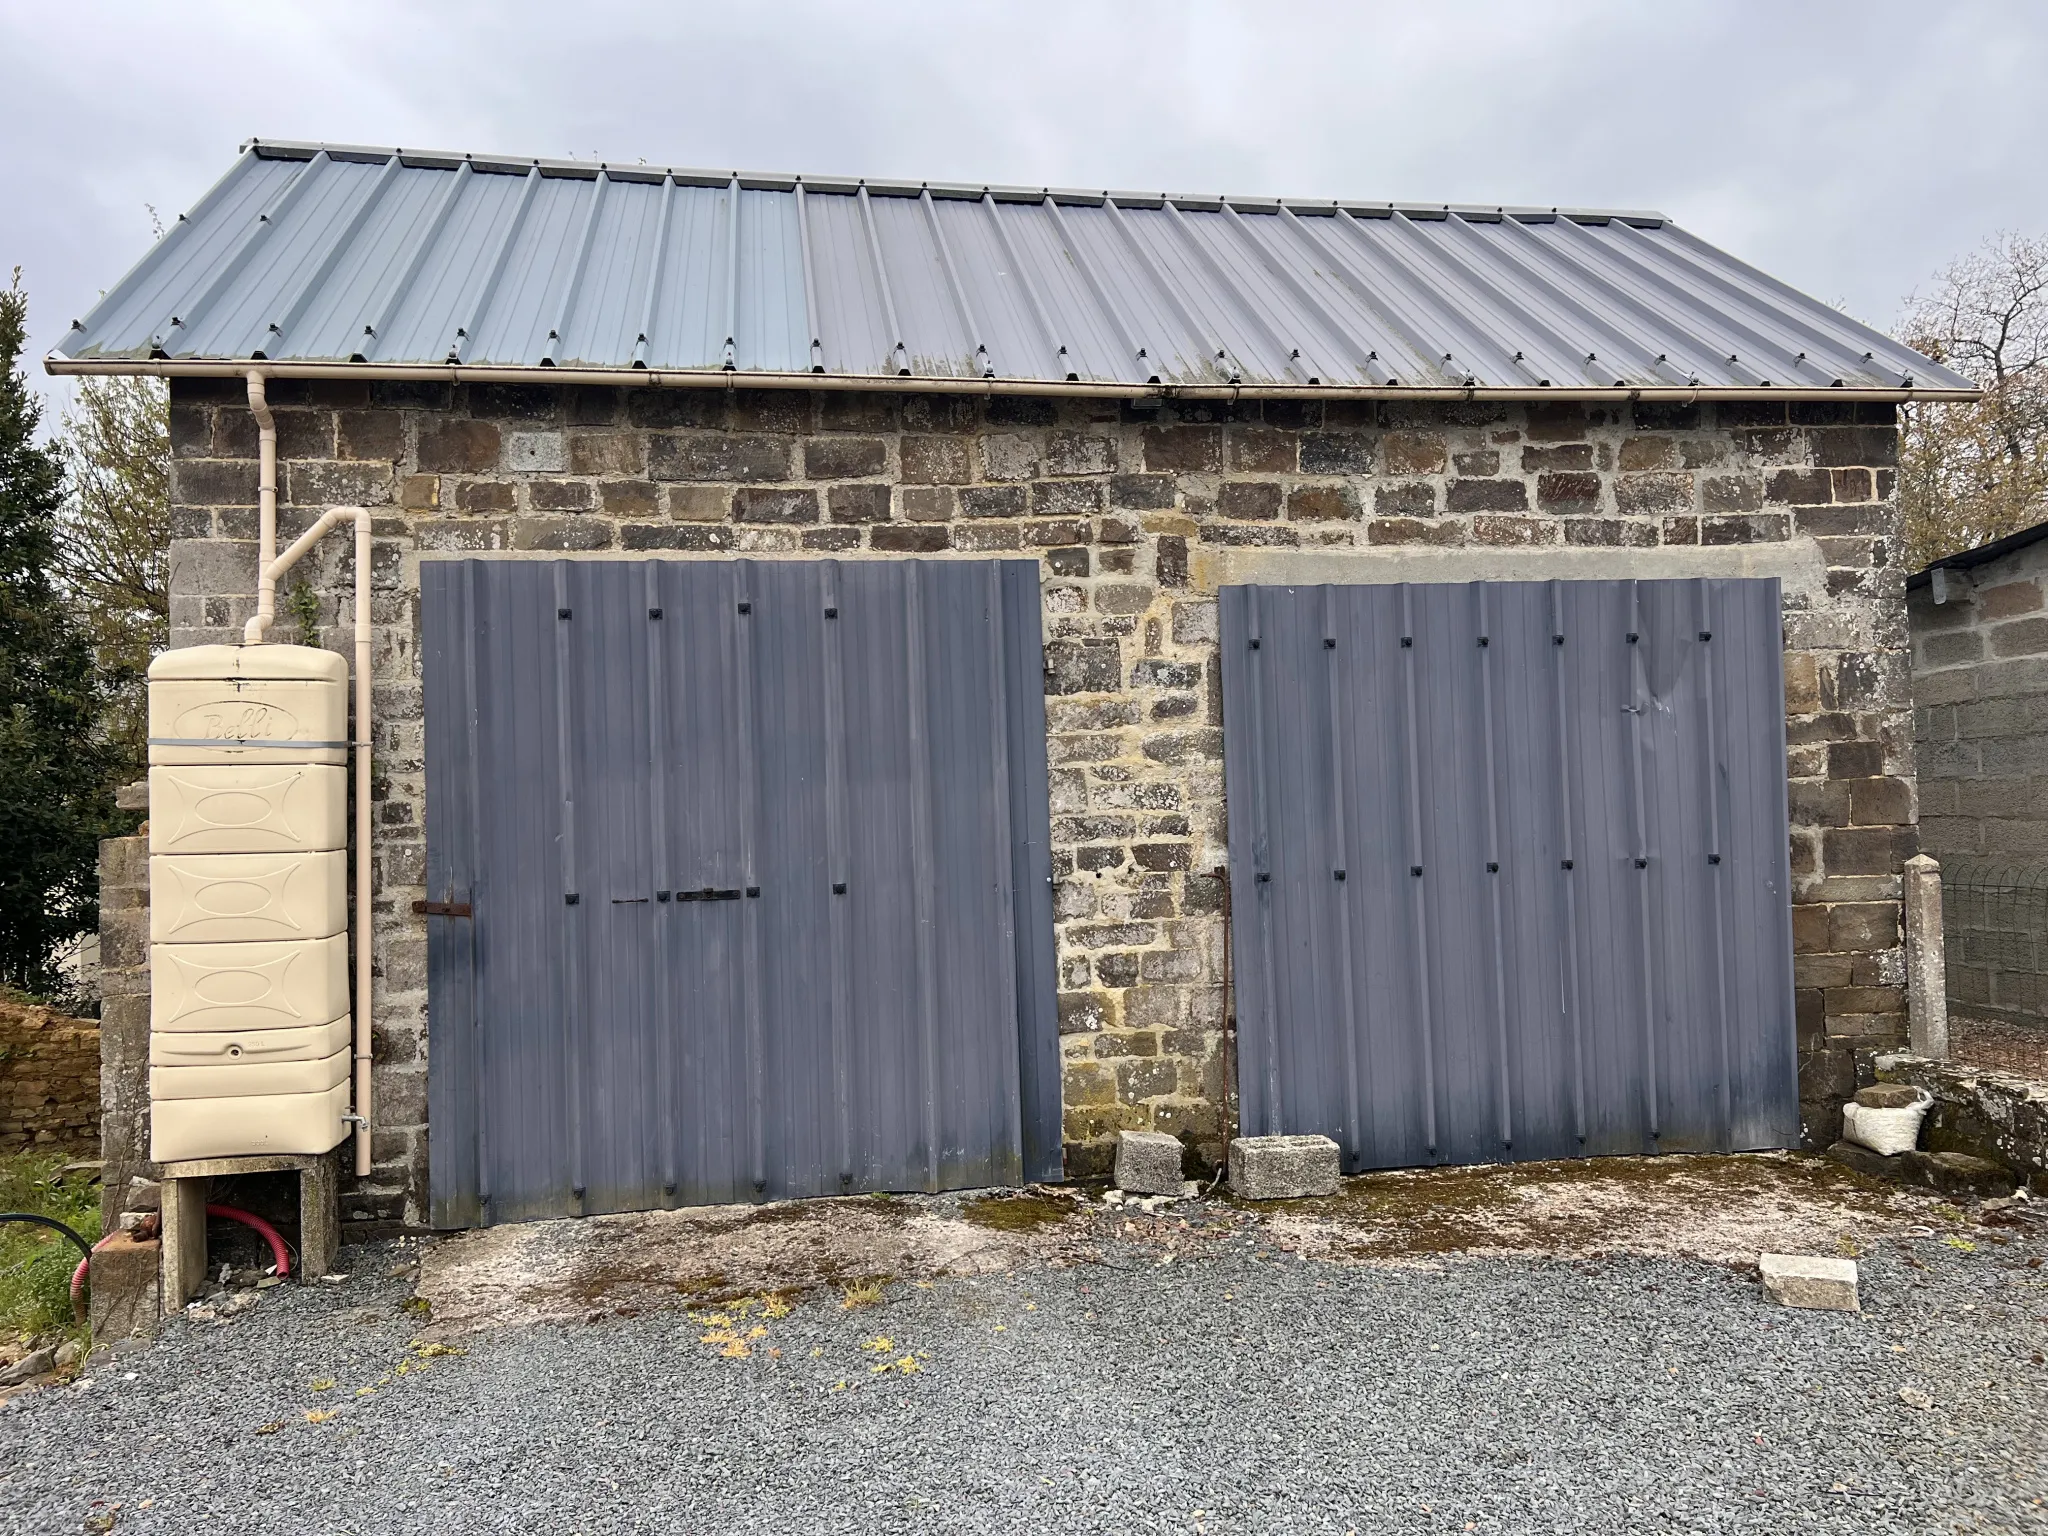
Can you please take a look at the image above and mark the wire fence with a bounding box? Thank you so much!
[1941,858,2048,1033]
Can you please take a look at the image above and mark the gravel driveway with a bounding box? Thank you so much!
[3,1173,2044,1534]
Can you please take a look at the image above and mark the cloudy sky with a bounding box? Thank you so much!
[4,0,2043,416]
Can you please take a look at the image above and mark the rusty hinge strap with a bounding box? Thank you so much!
[412,899,473,917]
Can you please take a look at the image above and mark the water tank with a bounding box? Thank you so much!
[147,645,352,1162]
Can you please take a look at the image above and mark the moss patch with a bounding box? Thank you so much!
[1255,1152,1930,1264]
[959,1193,1075,1233]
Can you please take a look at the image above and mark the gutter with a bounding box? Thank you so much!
[45,354,1983,404]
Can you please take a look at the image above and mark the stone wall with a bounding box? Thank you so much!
[1873,1051,2048,1194]
[1909,535,2048,1029]
[0,999,100,1156]
[96,836,152,1234]
[160,377,1913,1217]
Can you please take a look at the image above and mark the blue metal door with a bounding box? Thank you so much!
[422,558,1061,1226]
[1220,578,1799,1170]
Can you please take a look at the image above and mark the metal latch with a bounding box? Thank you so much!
[676,887,744,902]
[412,899,472,917]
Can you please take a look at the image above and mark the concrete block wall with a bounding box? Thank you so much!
[155,378,1911,1219]
[1910,534,2048,1026]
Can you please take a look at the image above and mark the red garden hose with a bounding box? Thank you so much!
[68,1203,291,1313]
[206,1204,293,1278]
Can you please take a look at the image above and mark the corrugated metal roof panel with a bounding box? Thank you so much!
[52,139,1977,396]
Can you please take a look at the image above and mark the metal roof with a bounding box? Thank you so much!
[1906,516,2048,588]
[48,139,1978,400]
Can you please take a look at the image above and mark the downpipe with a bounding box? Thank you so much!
[245,372,279,642]
[237,388,375,1178]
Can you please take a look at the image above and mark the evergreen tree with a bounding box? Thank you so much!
[0,270,121,997]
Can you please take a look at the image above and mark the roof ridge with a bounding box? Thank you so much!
[239,136,1671,226]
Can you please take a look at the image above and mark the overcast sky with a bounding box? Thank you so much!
[4,0,2043,420]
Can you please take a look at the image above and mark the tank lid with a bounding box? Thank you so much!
[148,644,348,683]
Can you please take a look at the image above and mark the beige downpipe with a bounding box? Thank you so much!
[242,373,374,1177]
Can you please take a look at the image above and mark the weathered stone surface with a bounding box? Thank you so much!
[0,1000,98,1154]
[88,1233,160,1343]
[1113,1129,1185,1194]
[1855,1083,1923,1109]
[1759,1252,1859,1311]
[1824,1137,1900,1182]
[0,1348,55,1385]
[1229,1134,1340,1199]
[1825,1136,2017,1199]
[1873,1053,2044,1194]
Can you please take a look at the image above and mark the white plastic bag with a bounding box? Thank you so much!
[1842,1090,1931,1157]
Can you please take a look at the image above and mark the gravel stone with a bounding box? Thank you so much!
[2,1213,2045,1532]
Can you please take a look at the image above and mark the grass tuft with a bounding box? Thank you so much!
[0,1151,98,1350]
[839,1278,886,1311]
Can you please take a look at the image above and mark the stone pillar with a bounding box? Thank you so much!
[1904,854,1949,1061]
[96,833,153,1236]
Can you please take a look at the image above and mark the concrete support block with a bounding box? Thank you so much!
[160,1177,206,1314]
[157,1150,339,1312]
[1113,1130,1184,1195]
[88,1233,160,1343]
[1904,854,1949,1061]
[1759,1252,1860,1311]
[1228,1134,1340,1200]
[299,1152,338,1278]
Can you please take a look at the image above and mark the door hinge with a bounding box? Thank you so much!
[412,899,472,918]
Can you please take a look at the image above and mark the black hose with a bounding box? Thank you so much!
[0,1213,95,1262]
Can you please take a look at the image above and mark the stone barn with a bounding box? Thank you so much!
[55,139,1976,1229]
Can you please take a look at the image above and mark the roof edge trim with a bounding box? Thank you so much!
[44,353,1981,403]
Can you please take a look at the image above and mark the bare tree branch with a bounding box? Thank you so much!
[1897,231,2048,568]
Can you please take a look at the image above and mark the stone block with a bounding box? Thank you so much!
[418,419,501,474]
[1758,1253,1859,1311]
[89,1234,160,1343]
[1822,1140,2015,1200]
[1114,1129,1185,1195]
[1228,1134,1339,1199]
[502,431,566,472]
[1855,1083,1923,1109]
[1823,1137,1901,1182]
[1905,1150,2015,1200]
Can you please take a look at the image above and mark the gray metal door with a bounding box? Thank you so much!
[1220,578,1798,1171]
[421,558,1061,1227]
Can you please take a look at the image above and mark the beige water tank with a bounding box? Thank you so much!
[147,644,348,766]
[147,644,353,1163]
[151,850,347,944]
[149,764,347,854]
